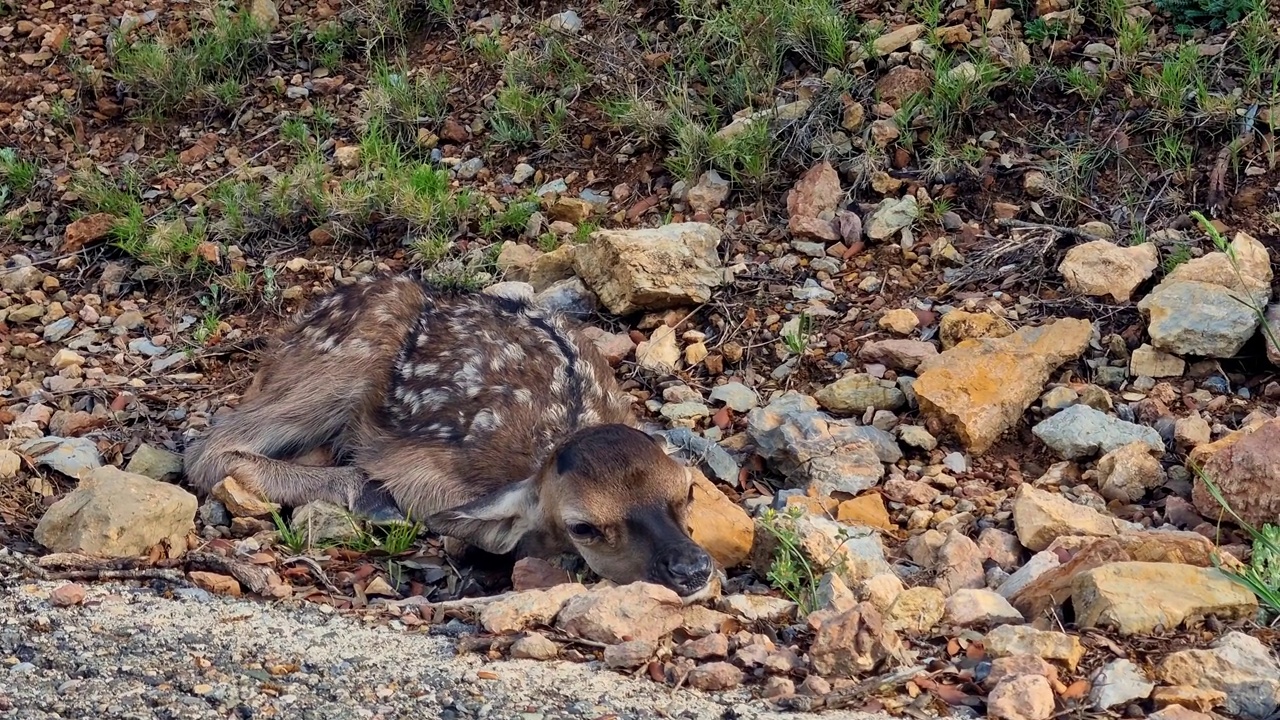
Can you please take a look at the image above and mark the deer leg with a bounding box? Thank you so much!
[183,354,392,515]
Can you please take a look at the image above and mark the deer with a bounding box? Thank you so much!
[182,273,717,600]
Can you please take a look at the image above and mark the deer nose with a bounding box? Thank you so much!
[655,545,714,594]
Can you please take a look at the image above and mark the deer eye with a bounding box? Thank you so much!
[568,522,601,540]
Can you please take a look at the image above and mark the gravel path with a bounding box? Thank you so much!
[1,580,894,720]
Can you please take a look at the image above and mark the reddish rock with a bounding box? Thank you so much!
[875,66,932,107]
[1190,417,1280,528]
[785,161,842,242]
[511,557,571,591]
[49,582,86,607]
[686,662,743,690]
[62,213,116,253]
[808,602,904,677]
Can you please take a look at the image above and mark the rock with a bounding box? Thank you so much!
[288,501,361,545]
[1094,441,1166,503]
[580,326,636,366]
[984,655,1059,690]
[709,382,758,412]
[814,373,906,414]
[1058,241,1158,302]
[636,325,680,372]
[528,245,577,292]
[878,309,919,335]
[983,624,1086,670]
[1091,659,1155,709]
[809,602,905,677]
[944,589,1024,627]
[572,223,723,315]
[1032,404,1164,460]
[859,339,938,371]
[686,662,743,690]
[785,161,842,241]
[512,163,535,184]
[546,9,582,33]
[250,0,279,29]
[873,23,925,55]
[496,241,542,281]
[677,633,730,660]
[189,571,240,596]
[1189,417,1280,528]
[761,677,795,699]
[1156,631,1280,720]
[979,528,1023,571]
[751,513,892,587]
[0,264,44,293]
[333,145,361,170]
[1140,281,1261,358]
[123,443,183,481]
[0,450,20,479]
[679,607,737,640]
[61,213,116,253]
[49,582,87,607]
[17,437,102,480]
[837,495,895,533]
[987,674,1055,720]
[866,196,917,240]
[603,639,655,668]
[1150,708,1215,720]
[34,466,196,558]
[854,573,903,610]
[211,476,281,518]
[913,318,1093,454]
[938,310,1012,349]
[511,557,572,591]
[1008,530,1221,619]
[934,531,985,595]
[1174,414,1211,448]
[875,66,932,106]
[884,586,945,634]
[1012,484,1137,552]
[480,583,588,634]
[688,170,731,213]
[1151,686,1227,713]
[510,632,560,660]
[534,276,598,317]
[1166,230,1272,305]
[716,594,797,623]
[897,425,937,451]
[555,582,683,644]
[746,392,889,496]
[1071,561,1258,635]
[688,469,753,569]
[1130,344,1185,378]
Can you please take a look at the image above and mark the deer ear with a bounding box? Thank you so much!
[425,478,540,556]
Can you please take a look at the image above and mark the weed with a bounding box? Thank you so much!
[270,510,309,553]
[364,62,451,152]
[1155,0,1253,33]
[781,311,811,355]
[926,53,1005,141]
[1058,65,1104,102]
[757,507,821,612]
[0,148,38,200]
[110,6,270,118]
[470,31,507,64]
[1024,18,1070,43]
[1152,131,1194,174]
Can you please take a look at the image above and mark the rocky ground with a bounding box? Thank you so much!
[4,0,1280,717]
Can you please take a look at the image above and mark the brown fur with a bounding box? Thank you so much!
[182,274,715,596]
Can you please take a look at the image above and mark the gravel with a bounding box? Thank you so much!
[0,580,894,720]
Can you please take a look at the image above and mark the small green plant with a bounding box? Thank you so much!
[109,6,270,118]
[781,311,811,355]
[364,62,451,152]
[1155,0,1253,33]
[271,510,310,553]
[1058,65,1104,102]
[0,148,38,204]
[1023,17,1070,42]
[758,507,822,613]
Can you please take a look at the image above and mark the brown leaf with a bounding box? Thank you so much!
[477,671,499,680]
[1061,679,1090,699]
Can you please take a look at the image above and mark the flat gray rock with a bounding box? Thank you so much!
[1032,404,1164,460]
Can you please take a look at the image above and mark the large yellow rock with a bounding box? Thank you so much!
[688,469,754,569]
[913,317,1092,454]
[1072,562,1258,635]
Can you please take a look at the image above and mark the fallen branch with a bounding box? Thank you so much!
[993,218,1107,242]
[811,664,929,711]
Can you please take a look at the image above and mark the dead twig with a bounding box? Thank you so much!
[993,218,1108,242]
